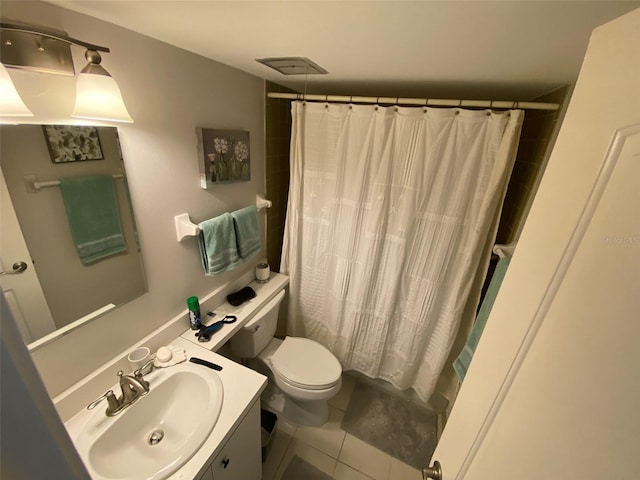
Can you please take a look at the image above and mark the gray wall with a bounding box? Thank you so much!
[1,294,90,479]
[1,126,146,328]
[2,1,266,396]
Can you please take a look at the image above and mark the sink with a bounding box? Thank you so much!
[73,363,223,480]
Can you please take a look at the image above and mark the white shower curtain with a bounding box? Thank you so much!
[281,102,523,400]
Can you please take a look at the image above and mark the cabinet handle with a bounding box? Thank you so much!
[221,457,230,469]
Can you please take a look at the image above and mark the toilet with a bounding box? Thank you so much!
[230,289,342,426]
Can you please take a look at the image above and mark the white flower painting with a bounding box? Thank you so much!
[42,125,104,163]
[197,128,251,188]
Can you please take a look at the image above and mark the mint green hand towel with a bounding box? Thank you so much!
[454,257,511,383]
[231,206,260,260]
[59,175,126,264]
[198,213,240,275]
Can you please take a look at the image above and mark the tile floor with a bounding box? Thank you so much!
[261,374,424,480]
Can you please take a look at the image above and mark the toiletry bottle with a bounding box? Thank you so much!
[256,262,270,283]
[187,296,201,330]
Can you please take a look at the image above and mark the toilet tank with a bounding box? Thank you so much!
[230,289,285,358]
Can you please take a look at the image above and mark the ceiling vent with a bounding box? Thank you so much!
[255,57,328,75]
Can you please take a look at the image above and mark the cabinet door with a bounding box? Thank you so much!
[211,401,261,480]
[197,465,214,480]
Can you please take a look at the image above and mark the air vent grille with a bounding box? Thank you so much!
[255,57,328,75]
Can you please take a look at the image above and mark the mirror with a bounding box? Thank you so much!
[0,125,147,349]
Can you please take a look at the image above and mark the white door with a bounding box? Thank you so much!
[0,171,56,343]
[429,9,640,480]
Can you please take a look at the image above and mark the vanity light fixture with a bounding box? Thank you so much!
[0,22,133,123]
[72,49,132,123]
[0,63,33,116]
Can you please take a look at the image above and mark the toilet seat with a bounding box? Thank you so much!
[270,337,341,390]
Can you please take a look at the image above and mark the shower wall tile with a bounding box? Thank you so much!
[496,85,571,244]
[265,81,294,271]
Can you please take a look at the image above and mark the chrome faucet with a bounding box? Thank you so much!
[87,360,154,416]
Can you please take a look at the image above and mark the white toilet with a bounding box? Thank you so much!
[230,289,342,426]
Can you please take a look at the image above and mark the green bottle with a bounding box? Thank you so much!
[187,296,201,330]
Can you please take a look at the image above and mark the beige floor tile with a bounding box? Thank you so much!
[389,457,423,480]
[329,373,356,412]
[333,462,374,480]
[338,434,391,480]
[275,438,337,479]
[276,416,298,437]
[261,429,293,480]
[294,406,346,458]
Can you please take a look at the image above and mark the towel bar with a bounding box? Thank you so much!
[175,194,272,242]
[256,194,272,211]
[493,242,517,259]
[24,174,124,192]
[175,214,201,242]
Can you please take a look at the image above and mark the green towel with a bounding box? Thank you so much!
[59,175,126,264]
[454,257,511,383]
[198,213,240,275]
[122,177,140,249]
[231,205,260,260]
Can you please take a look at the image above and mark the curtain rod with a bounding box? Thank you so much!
[267,92,559,111]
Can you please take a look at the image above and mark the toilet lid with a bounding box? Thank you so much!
[270,337,342,389]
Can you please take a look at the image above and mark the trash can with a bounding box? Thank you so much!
[260,409,277,462]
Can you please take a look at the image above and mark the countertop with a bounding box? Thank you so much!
[62,272,289,479]
[180,272,289,352]
[64,338,267,480]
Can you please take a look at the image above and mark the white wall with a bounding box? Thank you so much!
[2,1,266,396]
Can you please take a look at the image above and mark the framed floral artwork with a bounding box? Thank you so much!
[197,128,251,188]
[42,125,104,163]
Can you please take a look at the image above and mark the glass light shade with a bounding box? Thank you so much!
[72,72,133,123]
[0,64,34,117]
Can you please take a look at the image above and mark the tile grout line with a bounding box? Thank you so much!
[335,459,377,480]
[330,426,349,477]
[271,433,294,480]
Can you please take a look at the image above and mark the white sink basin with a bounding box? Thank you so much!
[73,363,223,480]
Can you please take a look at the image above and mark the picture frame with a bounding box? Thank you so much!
[42,125,104,163]
[197,128,251,188]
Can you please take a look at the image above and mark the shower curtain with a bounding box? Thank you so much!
[281,102,523,401]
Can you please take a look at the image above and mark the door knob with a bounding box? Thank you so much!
[423,460,442,480]
[0,261,28,276]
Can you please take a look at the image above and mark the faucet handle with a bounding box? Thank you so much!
[133,360,154,390]
[134,359,154,377]
[87,390,117,410]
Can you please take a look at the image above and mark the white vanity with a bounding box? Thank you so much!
[64,340,266,480]
[61,273,290,480]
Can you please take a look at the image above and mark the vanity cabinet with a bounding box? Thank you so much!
[197,401,262,480]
